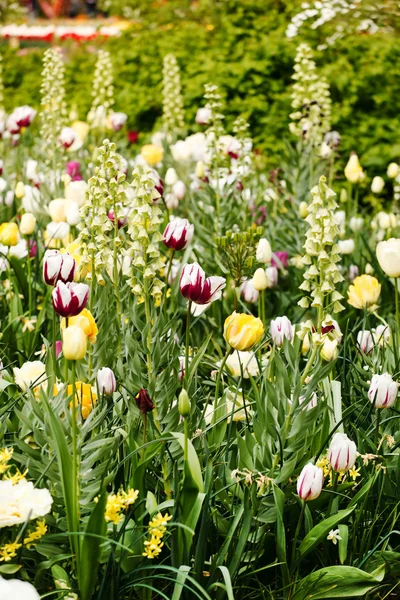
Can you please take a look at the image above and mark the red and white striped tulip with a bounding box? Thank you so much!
[43,249,76,286]
[368,373,398,409]
[297,463,324,501]
[180,262,226,305]
[52,281,89,317]
[163,218,194,251]
[328,433,357,472]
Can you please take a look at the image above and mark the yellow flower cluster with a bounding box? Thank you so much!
[0,541,22,562]
[3,468,27,484]
[105,488,139,525]
[23,520,47,548]
[68,382,98,420]
[317,454,361,486]
[142,512,172,559]
[0,447,13,475]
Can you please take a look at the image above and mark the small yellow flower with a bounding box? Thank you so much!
[68,381,98,420]
[0,541,22,562]
[224,312,264,351]
[0,447,13,475]
[141,144,164,166]
[61,240,91,281]
[348,275,381,311]
[349,467,361,481]
[0,222,19,246]
[23,519,47,548]
[142,512,172,559]
[105,488,139,525]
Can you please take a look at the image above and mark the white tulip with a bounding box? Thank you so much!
[338,239,355,254]
[376,238,400,278]
[371,176,385,194]
[256,238,272,264]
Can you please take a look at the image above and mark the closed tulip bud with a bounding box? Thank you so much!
[297,463,324,501]
[163,218,194,251]
[19,212,36,235]
[15,181,25,199]
[43,249,76,286]
[338,239,355,255]
[224,312,264,351]
[52,281,89,317]
[252,267,268,291]
[357,330,374,354]
[376,238,400,278]
[365,263,374,275]
[65,200,81,226]
[62,308,98,344]
[270,316,294,346]
[349,216,363,232]
[180,262,226,305]
[165,167,178,186]
[344,153,364,183]
[373,324,390,346]
[320,338,338,361]
[328,433,357,472]
[299,201,308,218]
[62,325,87,361]
[195,161,205,179]
[368,373,398,408]
[371,176,385,194]
[48,199,66,223]
[135,388,154,414]
[348,275,381,310]
[240,279,259,303]
[0,222,19,246]
[97,367,116,395]
[173,180,186,200]
[178,388,191,417]
[265,266,278,288]
[256,238,272,264]
[387,162,400,178]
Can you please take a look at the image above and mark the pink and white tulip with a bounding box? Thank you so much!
[97,367,117,395]
[43,249,76,286]
[297,463,324,500]
[368,373,398,409]
[328,433,357,472]
[270,316,294,346]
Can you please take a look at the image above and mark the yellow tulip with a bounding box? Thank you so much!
[61,309,98,344]
[224,312,264,351]
[62,325,87,360]
[0,222,20,246]
[320,338,338,362]
[68,381,97,420]
[20,213,36,235]
[141,144,163,166]
[348,275,381,310]
[15,182,25,199]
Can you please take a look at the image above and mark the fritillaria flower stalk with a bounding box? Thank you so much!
[88,50,114,132]
[162,54,185,141]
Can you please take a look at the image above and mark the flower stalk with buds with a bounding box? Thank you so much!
[162,54,185,141]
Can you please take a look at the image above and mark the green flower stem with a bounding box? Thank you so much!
[213,349,230,414]
[52,311,57,375]
[143,278,160,434]
[26,237,32,319]
[394,278,399,334]
[183,418,189,464]
[184,301,192,390]
[290,500,305,567]
[113,200,122,353]
[70,359,80,566]
[375,409,381,447]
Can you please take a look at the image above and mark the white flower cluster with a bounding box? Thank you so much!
[286,0,357,38]
[299,175,344,316]
[204,83,226,165]
[232,116,253,186]
[40,48,67,171]
[88,50,114,129]
[289,43,331,146]
[162,54,185,141]
[0,478,52,528]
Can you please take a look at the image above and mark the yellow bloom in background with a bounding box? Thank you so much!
[67,381,97,420]
[224,312,264,351]
[23,519,47,548]
[344,153,364,183]
[0,447,13,475]
[70,120,90,151]
[0,541,22,562]
[15,182,25,199]
[0,222,19,246]
[141,144,164,166]
[62,240,91,281]
[348,274,381,311]
[142,512,172,559]
[61,309,98,344]
[105,488,139,525]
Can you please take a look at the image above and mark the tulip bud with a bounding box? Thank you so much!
[297,463,324,501]
[338,239,355,255]
[97,367,116,395]
[0,222,19,246]
[65,201,81,226]
[173,180,186,201]
[43,249,76,286]
[52,281,89,317]
[165,167,178,186]
[178,388,191,417]
[62,325,87,361]
[348,265,359,282]
[265,266,279,288]
[195,161,205,179]
[224,312,264,351]
[135,388,154,414]
[48,199,66,223]
[328,433,357,472]
[365,263,374,275]
[387,162,400,178]
[299,201,308,218]
[344,153,364,183]
[270,316,294,346]
[357,330,374,354]
[58,127,77,149]
[376,238,400,278]
[340,188,347,204]
[368,373,398,408]
[252,268,268,291]
[19,213,36,235]
[163,218,194,251]
[373,324,390,346]
[256,238,272,264]
[195,107,212,125]
[371,175,385,194]
[349,217,363,232]
[15,182,25,199]
[240,279,259,303]
[320,338,338,361]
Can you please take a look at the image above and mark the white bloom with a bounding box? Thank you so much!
[173,180,186,200]
[270,316,294,346]
[195,107,212,125]
[368,373,398,409]
[0,478,52,528]
[338,239,355,254]
[371,176,385,194]
[0,576,40,600]
[65,180,88,207]
[22,185,41,213]
[46,221,70,241]
[387,162,400,178]
[240,279,259,303]
[327,528,342,545]
[13,361,46,391]
[328,432,357,472]
[225,351,262,378]
[357,330,374,354]
[9,240,28,260]
[349,216,363,232]
[373,324,390,346]
[376,238,400,278]
[165,167,178,186]
[256,238,272,264]
[65,200,81,226]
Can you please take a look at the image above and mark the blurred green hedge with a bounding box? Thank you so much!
[2,0,400,170]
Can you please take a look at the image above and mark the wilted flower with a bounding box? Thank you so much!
[371,176,385,194]
[62,325,87,361]
[348,275,381,310]
[180,262,226,305]
[376,238,400,278]
[270,316,294,346]
[97,367,116,395]
[224,312,264,351]
[52,281,89,317]
[328,432,357,472]
[135,388,154,414]
[344,153,364,183]
[297,463,324,500]
[368,373,398,409]
[163,218,194,251]
[43,249,76,286]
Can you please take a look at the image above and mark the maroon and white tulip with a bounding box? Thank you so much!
[368,373,398,409]
[58,127,77,149]
[195,107,212,125]
[270,316,294,346]
[163,218,194,251]
[297,463,324,500]
[97,367,117,395]
[43,249,76,286]
[180,262,226,305]
[52,281,89,317]
[328,433,357,472]
[110,112,128,131]
[7,106,37,133]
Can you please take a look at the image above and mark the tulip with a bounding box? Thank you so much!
[299,201,308,218]
[58,127,77,149]
[61,309,98,344]
[348,265,359,282]
[321,316,342,341]
[368,373,398,409]
[15,181,25,199]
[376,238,400,278]
[348,275,381,310]
[180,262,226,305]
[265,266,278,288]
[48,199,66,223]
[349,217,364,232]
[135,388,154,414]
[270,316,294,346]
[196,107,212,125]
[224,312,264,351]
[344,153,364,183]
[65,201,81,226]
[356,330,374,354]
[320,338,339,361]
[66,161,82,181]
[65,180,88,207]
[240,279,259,303]
[97,367,116,395]
[271,251,288,269]
[252,268,268,291]
[46,221,70,241]
[165,167,178,186]
[163,218,194,251]
[109,112,127,131]
[52,281,89,317]
[297,463,324,501]
[11,105,37,128]
[387,162,400,178]
[173,180,186,200]
[371,176,385,194]
[328,433,357,472]
[68,381,97,419]
[373,324,390,346]
[376,211,397,230]
[43,249,76,286]
[338,239,355,255]
[20,213,36,235]
[178,389,191,417]
[256,238,272,264]
[141,144,163,166]
[0,222,19,247]
[62,325,87,361]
